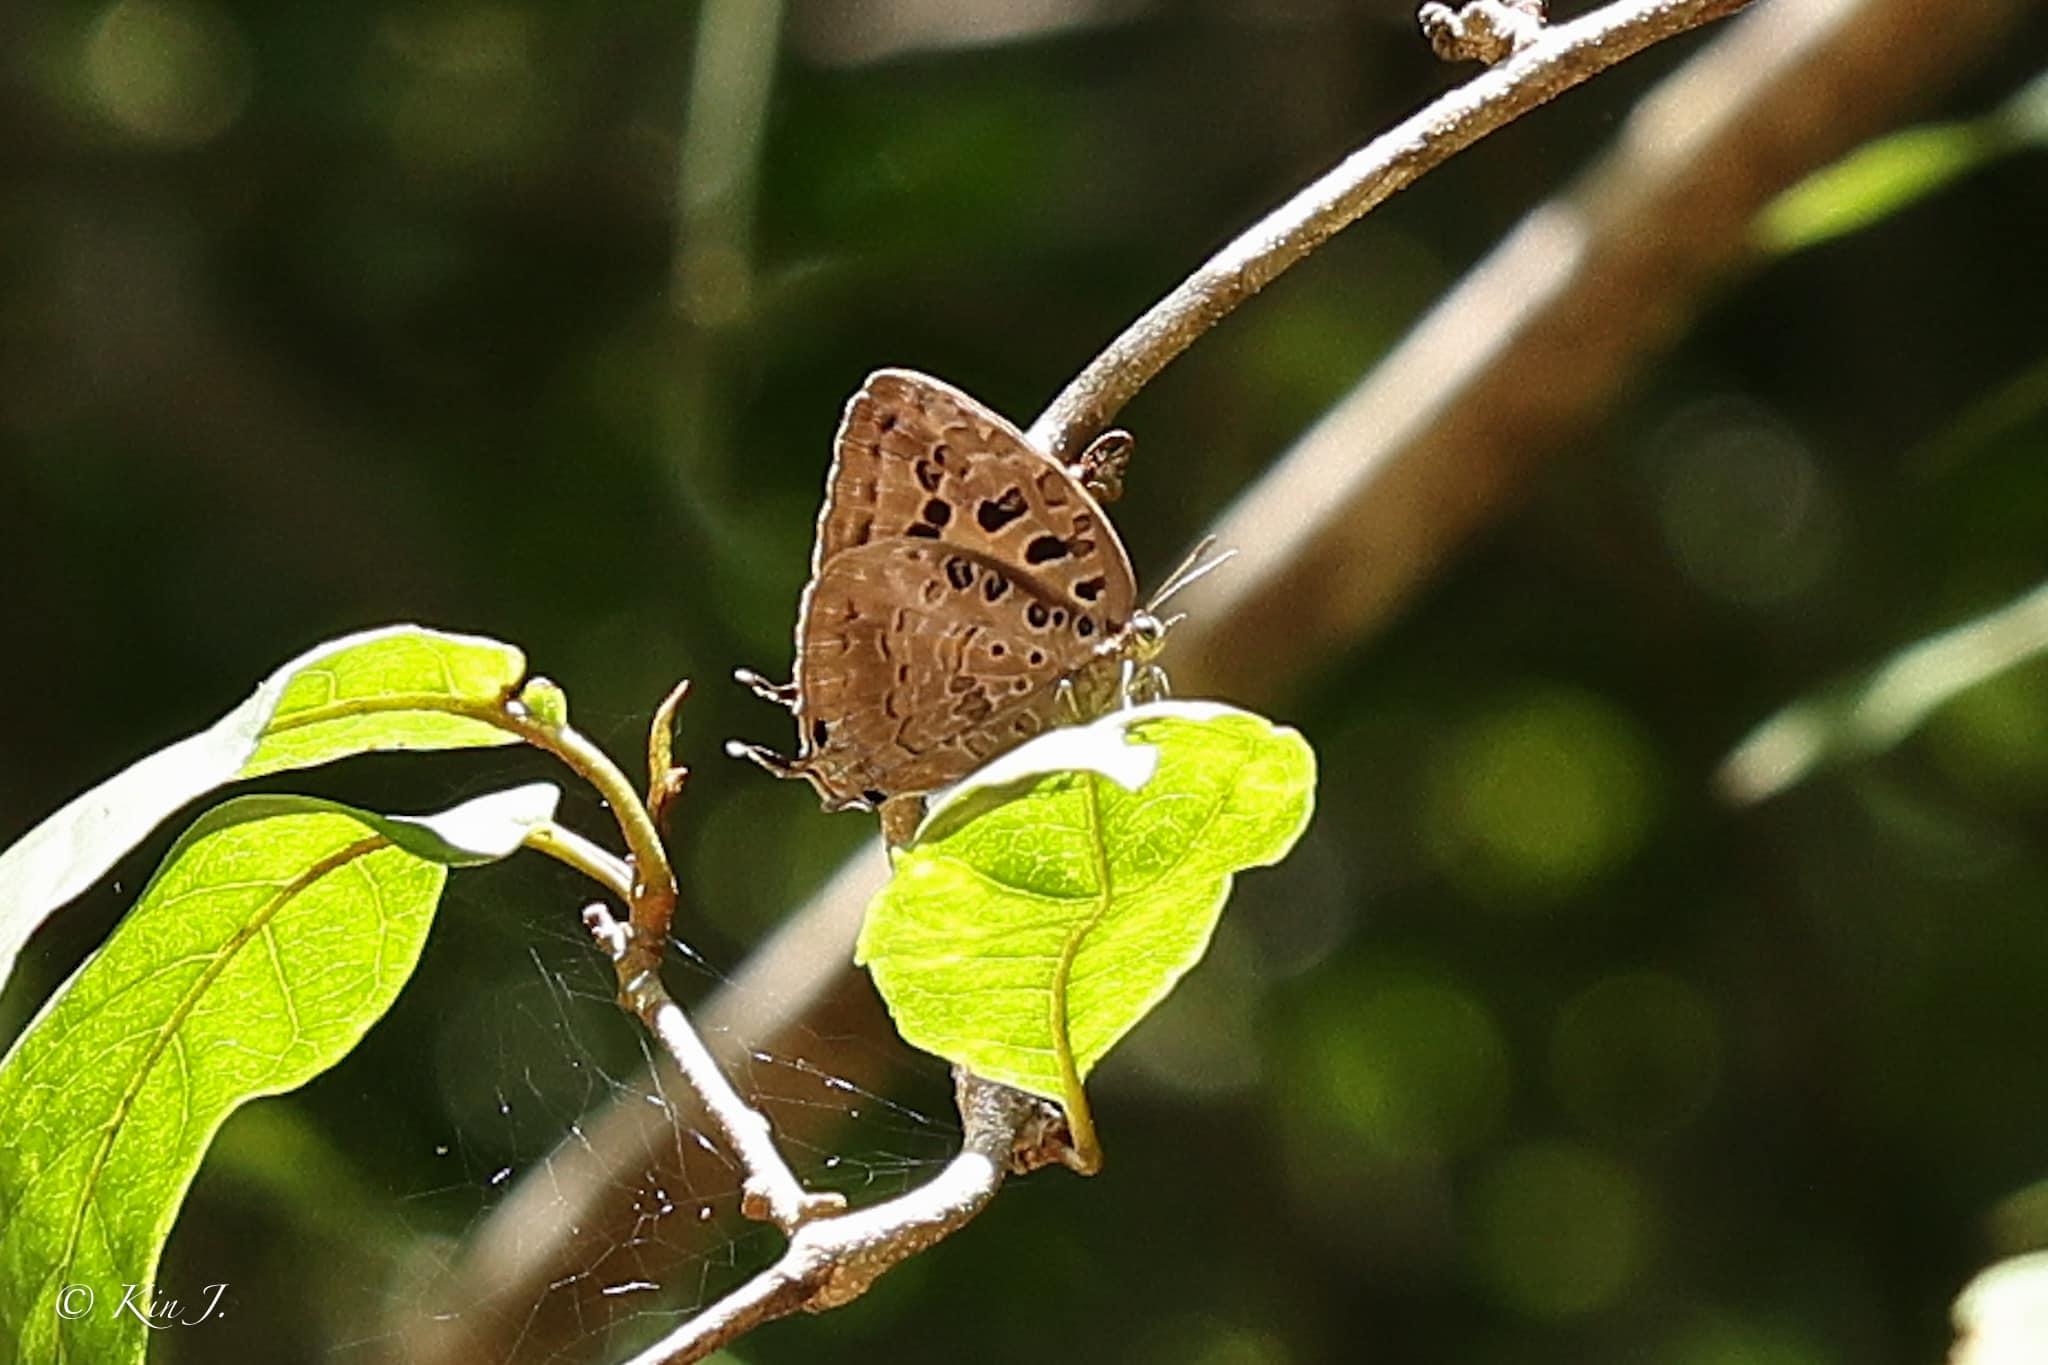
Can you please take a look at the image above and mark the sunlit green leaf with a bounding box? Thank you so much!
[0,785,552,1363]
[1719,578,2048,803]
[857,703,1315,1115]
[1755,122,1999,254]
[239,627,525,777]
[1756,68,2047,255]
[0,626,527,999]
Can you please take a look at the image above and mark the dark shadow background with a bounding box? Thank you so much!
[3,2,2047,1362]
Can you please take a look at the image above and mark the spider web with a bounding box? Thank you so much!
[320,862,960,1365]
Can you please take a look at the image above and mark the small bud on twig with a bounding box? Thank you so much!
[1420,0,1550,64]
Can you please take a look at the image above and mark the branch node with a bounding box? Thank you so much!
[582,901,632,960]
[743,1177,847,1228]
[1419,0,1549,65]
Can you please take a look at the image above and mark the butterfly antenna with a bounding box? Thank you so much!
[1145,536,1237,613]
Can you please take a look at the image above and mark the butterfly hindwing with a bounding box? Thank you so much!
[788,541,1121,808]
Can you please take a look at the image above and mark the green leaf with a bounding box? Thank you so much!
[1755,65,2048,256]
[0,785,554,1363]
[0,625,527,999]
[1755,121,1999,254]
[1719,577,2048,804]
[239,627,527,778]
[856,702,1315,1126]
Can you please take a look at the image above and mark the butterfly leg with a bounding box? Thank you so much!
[1116,658,1170,708]
[1053,676,1085,722]
[724,738,799,778]
[733,667,799,709]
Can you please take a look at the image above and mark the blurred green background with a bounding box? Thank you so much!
[3,1,2047,1363]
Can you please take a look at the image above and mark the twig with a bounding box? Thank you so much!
[582,904,846,1232]
[505,692,841,1231]
[1024,0,1752,465]
[619,1073,1057,1365]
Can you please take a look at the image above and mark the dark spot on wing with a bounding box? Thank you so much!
[1025,535,1070,564]
[977,487,1028,533]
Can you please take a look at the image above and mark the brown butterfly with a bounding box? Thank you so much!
[727,369,1196,815]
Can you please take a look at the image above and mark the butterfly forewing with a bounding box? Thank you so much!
[819,370,1138,610]
[742,368,1148,812]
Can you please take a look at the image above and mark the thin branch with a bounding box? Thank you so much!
[487,693,677,981]
[620,1073,1054,1365]
[583,903,846,1232]
[523,820,634,900]
[1025,0,1751,464]
[503,687,840,1232]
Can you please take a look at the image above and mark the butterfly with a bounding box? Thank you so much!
[728,369,1207,815]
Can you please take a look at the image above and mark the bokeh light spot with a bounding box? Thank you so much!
[1143,1318,1292,1365]
[1468,1141,1654,1318]
[84,0,252,146]
[377,5,550,177]
[1424,688,1660,908]
[1927,656,2048,802]
[1663,1312,1833,1365]
[1550,970,1722,1138]
[1296,965,1509,1163]
[1651,397,1839,607]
